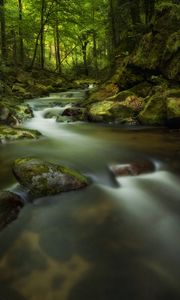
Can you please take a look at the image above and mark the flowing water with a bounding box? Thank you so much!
[0,89,180,300]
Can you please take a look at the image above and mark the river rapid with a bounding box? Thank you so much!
[0,89,180,300]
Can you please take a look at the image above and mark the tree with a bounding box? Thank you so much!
[18,0,24,64]
[0,0,7,62]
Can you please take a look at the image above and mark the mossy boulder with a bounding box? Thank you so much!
[166,97,180,128]
[87,83,119,104]
[138,94,167,125]
[0,191,24,230]
[0,126,41,143]
[12,157,89,197]
[88,100,136,124]
[109,90,134,102]
[0,101,33,126]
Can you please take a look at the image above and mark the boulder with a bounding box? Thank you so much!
[109,161,155,178]
[138,94,167,125]
[166,97,180,128]
[62,107,87,121]
[87,98,142,124]
[12,157,89,197]
[0,126,41,143]
[0,191,24,230]
[0,101,33,126]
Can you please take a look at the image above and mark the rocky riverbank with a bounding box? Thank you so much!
[84,4,180,129]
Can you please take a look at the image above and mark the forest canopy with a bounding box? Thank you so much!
[0,0,179,77]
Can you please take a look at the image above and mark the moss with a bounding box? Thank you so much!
[57,165,88,185]
[138,94,167,125]
[166,97,180,119]
[88,100,135,124]
[13,157,89,197]
[109,90,134,102]
[129,82,153,98]
[0,125,41,143]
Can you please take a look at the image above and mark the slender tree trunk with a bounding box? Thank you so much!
[108,0,116,67]
[40,0,45,69]
[12,30,17,65]
[55,19,61,74]
[18,0,24,64]
[29,0,55,69]
[0,0,7,62]
[92,0,98,78]
[48,42,52,62]
[82,41,88,76]
[144,0,155,24]
[129,0,141,25]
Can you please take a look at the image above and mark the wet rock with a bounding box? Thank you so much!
[0,125,41,143]
[12,157,89,197]
[109,161,155,177]
[0,191,24,230]
[56,115,72,123]
[62,107,87,121]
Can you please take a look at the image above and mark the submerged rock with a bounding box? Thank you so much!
[12,157,89,197]
[0,125,41,143]
[0,191,24,230]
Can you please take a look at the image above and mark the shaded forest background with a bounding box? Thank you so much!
[0,0,179,78]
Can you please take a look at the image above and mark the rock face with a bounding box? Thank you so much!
[0,126,41,143]
[12,157,89,197]
[0,191,24,230]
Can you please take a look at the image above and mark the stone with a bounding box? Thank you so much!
[109,161,155,177]
[62,107,87,121]
[166,97,180,128]
[0,125,41,143]
[0,191,24,230]
[138,94,167,125]
[12,157,89,197]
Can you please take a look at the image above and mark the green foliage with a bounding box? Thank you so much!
[0,0,179,78]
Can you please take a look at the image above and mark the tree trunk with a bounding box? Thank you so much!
[108,0,116,67]
[144,0,155,24]
[29,0,55,69]
[0,0,7,62]
[12,30,17,66]
[40,0,45,69]
[82,41,88,76]
[92,0,98,78]
[129,0,141,25]
[55,19,61,74]
[18,0,24,64]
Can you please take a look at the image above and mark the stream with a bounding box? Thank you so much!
[0,89,180,300]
